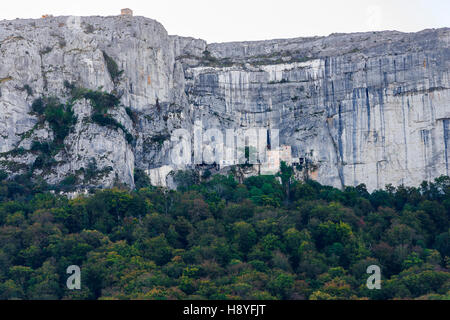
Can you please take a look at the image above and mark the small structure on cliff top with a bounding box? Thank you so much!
[121,8,133,16]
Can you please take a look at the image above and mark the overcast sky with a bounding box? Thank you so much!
[1,0,448,43]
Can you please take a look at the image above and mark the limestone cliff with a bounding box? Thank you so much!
[0,15,448,191]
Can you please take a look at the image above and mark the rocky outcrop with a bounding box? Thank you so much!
[0,15,448,191]
[184,30,450,190]
[0,15,187,189]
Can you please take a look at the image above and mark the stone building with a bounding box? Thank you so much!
[260,145,293,175]
[121,8,133,16]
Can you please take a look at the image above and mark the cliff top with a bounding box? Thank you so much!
[1,15,448,60]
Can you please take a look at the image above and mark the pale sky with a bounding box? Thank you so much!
[1,0,448,43]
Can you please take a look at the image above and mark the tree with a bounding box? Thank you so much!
[0,168,449,300]
[141,234,173,266]
[233,221,257,254]
[277,161,293,203]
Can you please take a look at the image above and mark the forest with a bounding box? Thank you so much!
[0,163,449,300]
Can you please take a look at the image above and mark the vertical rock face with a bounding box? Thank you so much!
[181,28,450,191]
[0,16,189,188]
[0,15,448,191]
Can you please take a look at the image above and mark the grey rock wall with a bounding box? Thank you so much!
[0,15,448,191]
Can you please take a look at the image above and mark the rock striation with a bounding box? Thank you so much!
[0,15,449,191]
